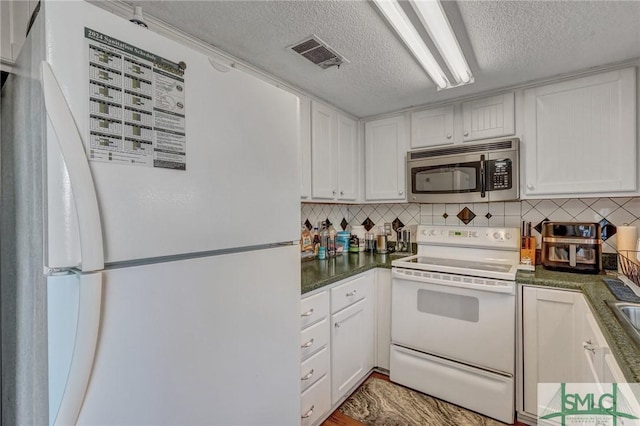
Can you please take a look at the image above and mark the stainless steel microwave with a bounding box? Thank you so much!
[407,138,519,203]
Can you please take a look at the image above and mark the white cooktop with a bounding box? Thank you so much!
[392,225,521,281]
[392,254,519,281]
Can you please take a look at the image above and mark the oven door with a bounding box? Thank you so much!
[391,268,515,375]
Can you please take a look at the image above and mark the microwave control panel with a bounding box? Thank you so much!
[487,159,512,190]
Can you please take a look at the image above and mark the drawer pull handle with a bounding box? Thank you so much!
[301,405,315,419]
[301,338,314,349]
[346,290,357,297]
[301,369,314,381]
[583,343,595,354]
[301,308,314,317]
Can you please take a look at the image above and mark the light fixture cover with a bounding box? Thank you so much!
[374,0,473,89]
[409,0,473,86]
[372,0,449,89]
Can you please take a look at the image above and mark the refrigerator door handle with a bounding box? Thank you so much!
[54,271,103,426]
[41,61,104,272]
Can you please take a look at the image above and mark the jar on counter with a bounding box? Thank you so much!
[336,231,350,254]
[349,235,360,253]
[351,225,366,252]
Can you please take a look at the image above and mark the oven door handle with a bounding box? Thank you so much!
[480,155,486,198]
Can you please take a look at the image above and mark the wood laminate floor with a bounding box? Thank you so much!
[322,372,528,426]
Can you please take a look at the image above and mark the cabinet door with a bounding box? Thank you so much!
[522,286,584,416]
[337,114,358,201]
[410,105,454,149]
[579,309,609,384]
[311,101,337,199]
[0,0,33,69]
[462,93,515,141]
[299,96,312,199]
[331,296,374,405]
[364,115,407,201]
[523,67,636,197]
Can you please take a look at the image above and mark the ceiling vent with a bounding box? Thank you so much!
[289,35,348,69]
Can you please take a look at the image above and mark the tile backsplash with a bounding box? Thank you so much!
[301,197,640,253]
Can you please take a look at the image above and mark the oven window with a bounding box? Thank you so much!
[411,162,481,194]
[417,289,479,322]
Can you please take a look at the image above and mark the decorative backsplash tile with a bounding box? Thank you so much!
[301,197,640,253]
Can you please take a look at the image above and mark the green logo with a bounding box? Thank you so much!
[540,383,639,425]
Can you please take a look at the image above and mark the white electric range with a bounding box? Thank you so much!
[390,225,520,424]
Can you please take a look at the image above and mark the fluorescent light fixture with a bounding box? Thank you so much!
[372,0,449,89]
[409,0,473,85]
[372,0,473,89]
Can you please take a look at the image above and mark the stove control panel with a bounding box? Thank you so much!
[418,225,519,250]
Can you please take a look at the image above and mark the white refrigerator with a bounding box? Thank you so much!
[1,1,301,425]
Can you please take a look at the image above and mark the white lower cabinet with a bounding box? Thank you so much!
[300,270,377,425]
[330,272,375,405]
[521,286,628,418]
[300,290,331,425]
[301,375,331,426]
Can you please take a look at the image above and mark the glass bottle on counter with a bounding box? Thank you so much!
[320,223,329,254]
[327,223,336,257]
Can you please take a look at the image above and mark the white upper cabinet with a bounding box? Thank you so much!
[409,93,514,150]
[410,105,454,149]
[462,92,515,141]
[337,114,358,201]
[299,96,312,200]
[365,115,407,201]
[0,0,37,71]
[311,101,338,200]
[523,67,637,198]
[310,101,360,202]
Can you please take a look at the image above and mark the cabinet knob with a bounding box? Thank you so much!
[340,191,344,196]
[446,133,452,139]
[399,190,404,196]
[332,190,337,196]
[526,184,534,190]
[463,131,469,137]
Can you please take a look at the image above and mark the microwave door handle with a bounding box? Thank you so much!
[480,155,486,198]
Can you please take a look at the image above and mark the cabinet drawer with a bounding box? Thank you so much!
[301,374,331,426]
[331,273,371,314]
[301,347,329,392]
[301,291,329,330]
[301,317,329,360]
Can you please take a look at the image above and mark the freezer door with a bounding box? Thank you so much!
[44,1,300,266]
[48,245,300,425]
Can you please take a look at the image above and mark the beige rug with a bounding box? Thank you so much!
[338,377,508,426]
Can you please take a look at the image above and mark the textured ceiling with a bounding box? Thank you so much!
[127,0,640,118]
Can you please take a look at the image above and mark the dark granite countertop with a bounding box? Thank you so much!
[518,267,640,382]
[301,252,395,294]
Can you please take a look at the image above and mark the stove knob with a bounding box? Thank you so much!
[505,232,512,239]
[493,232,500,239]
